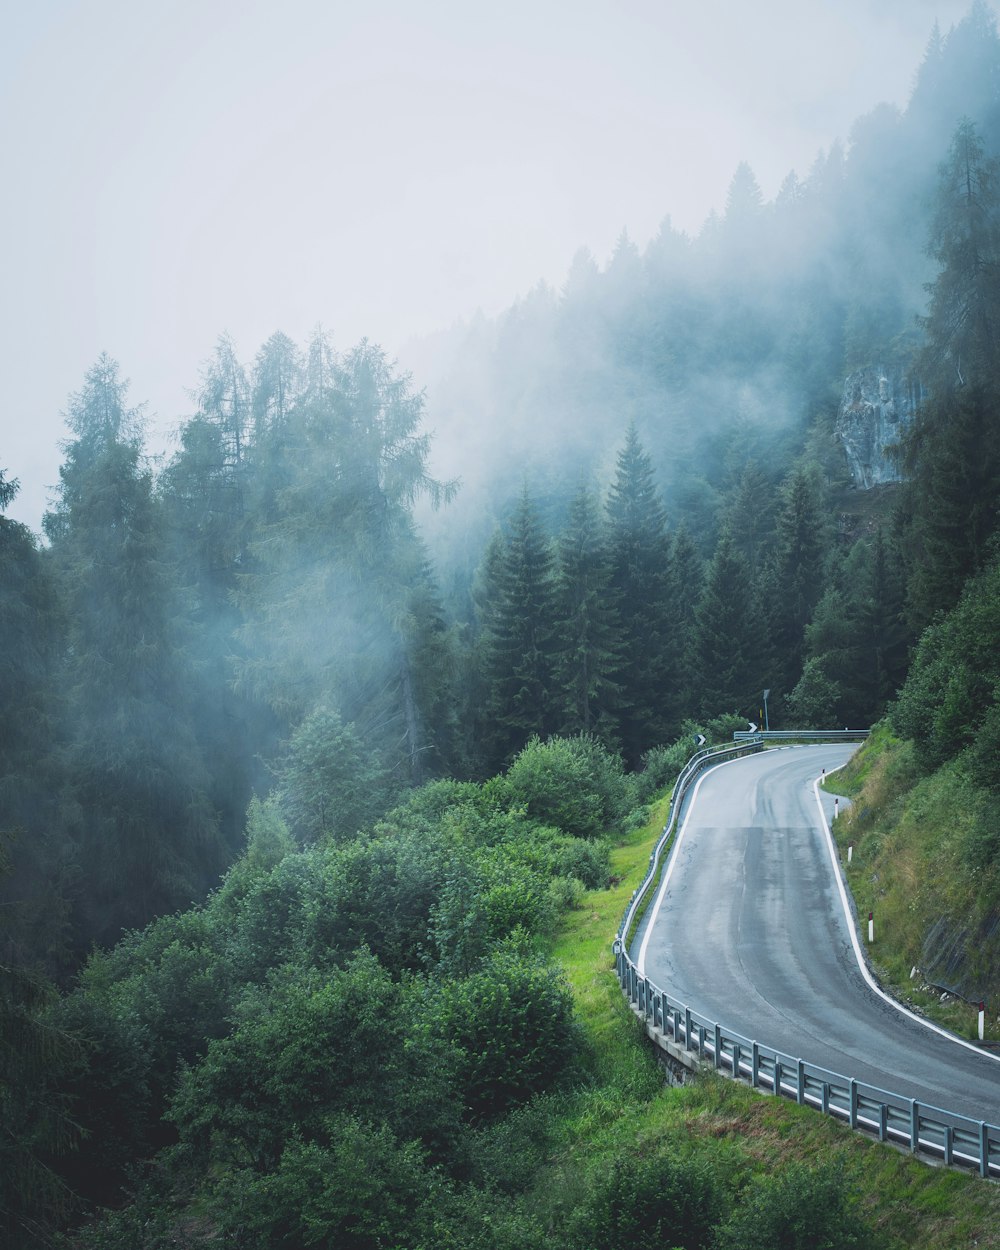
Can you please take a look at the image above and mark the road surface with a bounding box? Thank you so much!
[630,743,1000,1125]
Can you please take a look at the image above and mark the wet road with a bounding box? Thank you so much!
[630,744,1000,1125]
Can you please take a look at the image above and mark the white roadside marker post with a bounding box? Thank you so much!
[834,797,839,820]
[980,1001,986,1043]
[868,911,874,943]
[847,842,853,864]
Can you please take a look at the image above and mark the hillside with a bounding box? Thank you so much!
[5,5,1000,1246]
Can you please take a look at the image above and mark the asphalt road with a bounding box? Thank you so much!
[630,743,1000,1126]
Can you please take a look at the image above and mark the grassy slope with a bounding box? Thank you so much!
[545,789,1000,1250]
[827,723,1000,1042]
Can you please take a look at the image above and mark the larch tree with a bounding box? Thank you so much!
[234,338,454,785]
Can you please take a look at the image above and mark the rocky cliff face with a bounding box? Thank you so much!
[836,365,923,489]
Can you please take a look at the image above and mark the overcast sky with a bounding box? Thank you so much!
[1,0,978,533]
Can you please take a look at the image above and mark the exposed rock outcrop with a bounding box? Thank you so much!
[836,365,923,489]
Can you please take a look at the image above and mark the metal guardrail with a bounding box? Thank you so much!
[613,955,1000,1177]
[733,729,871,742]
[612,736,1000,1179]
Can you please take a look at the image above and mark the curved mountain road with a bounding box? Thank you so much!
[630,744,1000,1126]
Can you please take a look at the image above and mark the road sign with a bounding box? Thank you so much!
[747,721,758,733]
[694,733,707,747]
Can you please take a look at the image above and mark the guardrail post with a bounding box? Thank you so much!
[698,1023,706,1057]
[980,1121,989,1179]
[673,1007,682,1043]
[732,1041,741,1077]
[944,1124,953,1166]
[849,1079,858,1129]
[910,1100,919,1152]
[878,1103,888,1142]
[751,1041,760,1088]
[796,1059,805,1105]
[684,1008,693,1052]
[821,1081,829,1115]
[774,1058,783,1096]
[713,1023,722,1070]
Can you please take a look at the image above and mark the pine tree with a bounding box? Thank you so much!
[664,524,704,725]
[723,458,776,580]
[0,473,74,973]
[480,489,559,769]
[920,119,1000,393]
[45,358,223,945]
[905,384,1000,624]
[605,424,677,761]
[769,466,828,696]
[400,558,462,780]
[551,482,621,744]
[899,119,1000,625]
[690,531,757,718]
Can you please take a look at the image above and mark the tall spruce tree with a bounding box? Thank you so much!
[690,531,758,718]
[900,120,1000,626]
[0,472,73,973]
[479,488,559,769]
[664,524,704,727]
[605,424,674,763]
[768,466,828,697]
[551,482,621,744]
[44,357,223,945]
[920,119,1000,393]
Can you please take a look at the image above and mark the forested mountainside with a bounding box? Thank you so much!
[4,4,1000,1246]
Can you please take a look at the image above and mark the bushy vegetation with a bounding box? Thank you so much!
[7,6,1000,1245]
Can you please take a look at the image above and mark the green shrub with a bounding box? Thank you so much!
[574,1149,726,1250]
[419,943,580,1122]
[500,735,628,838]
[714,1164,874,1250]
[212,1118,436,1250]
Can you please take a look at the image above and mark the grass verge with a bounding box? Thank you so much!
[825,725,1000,1044]
[544,783,1000,1250]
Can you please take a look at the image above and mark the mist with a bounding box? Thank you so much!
[10,7,1000,1244]
[1,0,975,535]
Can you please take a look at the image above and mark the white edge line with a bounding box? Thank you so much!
[814,763,1000,1066]
[636,759,730,977]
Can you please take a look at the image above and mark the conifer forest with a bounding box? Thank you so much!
[5,5,1000,1247]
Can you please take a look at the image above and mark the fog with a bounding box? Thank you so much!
[1,0,975,533]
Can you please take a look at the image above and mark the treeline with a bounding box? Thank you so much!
[4,5,1000,1244]
[2,336,469,965]
[4,5,1000,975]
[0,347,910,979]
[419,2,1000,564]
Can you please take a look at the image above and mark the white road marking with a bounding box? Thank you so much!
[813,765,1000,1066]
[635,759,730,977]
